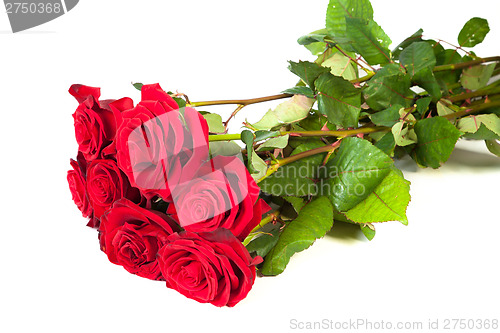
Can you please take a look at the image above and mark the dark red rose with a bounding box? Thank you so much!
[69,84,101,104]
[116,83,209,201]
[67,153,92,218]
[70,84,133,161]
[86,159,141,218]
[99,198,178,280]
[157,229,261,307]
[167,155,271,241]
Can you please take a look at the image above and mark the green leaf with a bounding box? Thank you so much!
[164,91,187,108]
[392,121,417,146]
[370,104,403,127]
[315,72,361,128]
[281,86,315,98]
[345,169,411,225]
[322,137,394,211]
[458,114,500,136]
[250,151,268,181]
[360,223,376,241]
[345,17,391,65]
[209,141,241,157]
[260,197,334,276]
[283,196,306,213]
[321,52,358,81]
[410,117,461,168]
[288,60,330,89]
[202,113,225,133]
[132,82,143,90]
[460,63,496,90]
[306,42,328,56]
[415,97,432,117]
[374,131,396,156]
[297,28,328,45]
[435,49,463,87]
[173,97,186,108]
[364,63,413,111]
[256,134,290,151]
[397,41,440,100]
[392,29,424,59]
[251,95,315,130]
[296,112,329,131]
[399,41,436,77]
[458,17,490,47]
[485,139,500,157]
[298,28,328,54]
[464,124,500,140]
[259,142,326,197]
[436,101,455,117]
[413,67,442,101]
[245,228,281,258]
[326,0,374,49]
[254,130,280,142]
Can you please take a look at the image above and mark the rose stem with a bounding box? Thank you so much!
[433,56,500,72]
[256,141,341,183]
[249,209,281,235]
[208,126,386,142]
[443,100,500,120]
[189,93,292,108]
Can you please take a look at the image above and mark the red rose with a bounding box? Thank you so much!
[99,198,178,280]
[86,159,141,218]
[116,83,209,201]
[167,155,271,241]
[157,229,261,307]
[67,153,92,218]
[70,84,133,161]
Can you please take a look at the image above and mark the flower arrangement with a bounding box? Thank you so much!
[67,0,500,307]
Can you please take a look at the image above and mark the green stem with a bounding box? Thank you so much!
[443,100,500,120]
[250,209,281,234]
[224,104,245,129]
[208,134,242,141]
[467,93,500,107]
[190,93,292,107]
[256,141,341,183]
[433,56,500,72]
[331,43,375,74]
[282,126,385,138]
[208,126,386,142]
[448,86,500,103]
[351,72,376,84]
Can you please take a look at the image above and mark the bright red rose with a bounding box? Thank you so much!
[70,84,133,161]
[157,229,261,307]
[99,198,178,280]
[115,83,209,201]
[86,159,141,218]
[67,153,92,218]
[167,155,271,241]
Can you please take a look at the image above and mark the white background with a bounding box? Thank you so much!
[1,0,499,332]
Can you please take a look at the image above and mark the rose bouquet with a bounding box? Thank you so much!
[67,0,500,307]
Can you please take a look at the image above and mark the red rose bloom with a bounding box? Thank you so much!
[86,159,141,218]
[157,229,261,307]
[67,153,92,218]
[167,155,271,241]
[116,83,209,201]
[99,199,178,280]
[70,84,133,161]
